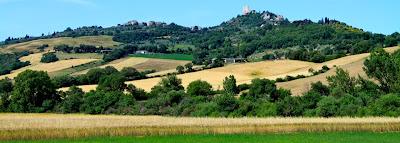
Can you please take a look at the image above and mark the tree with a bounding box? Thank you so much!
[40,52,59,63]
[176,65,185,74]
[10,70,57,112]
[223,75,238,94]
[247,78,278,101]
[364,48,399,92]
[60,86,84,113]
[187,80,213,96]
[316,96,338,117]
[184,63,193,72]
[327,68,356,95]
[97,74,127,92]
[370,94,400,116]
[85,68,107,84]
[121,67,143,80]
[151,74,184,95]
[310,81,330,96]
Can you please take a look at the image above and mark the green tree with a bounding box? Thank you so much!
[151,74,184,95]
[97,74,127,92]
[247,78,278,101]
[10,70,58,112]
[186,80,213,96]
[327,68,356,95]
[316,96,338,117]
[121,67,143,80]
[60,86,84,113]
[184,63,193,72]
[370,94,400,116]
[176,65,185,74]
[364,48,399,92]
[40,52,59,63]
[223,75,238,94]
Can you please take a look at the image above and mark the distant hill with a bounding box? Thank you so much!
[2,10,400,65]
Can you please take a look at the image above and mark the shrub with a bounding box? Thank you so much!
[316,96,338,117]
[187,80,213,96]
[255,102,277,117]
[40,52,59,63]
[370,94,400,116]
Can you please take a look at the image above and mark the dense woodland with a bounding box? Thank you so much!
[0,48,400,117]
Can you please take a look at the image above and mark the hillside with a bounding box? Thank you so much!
[63,46,399,94]
[0,36,120,53]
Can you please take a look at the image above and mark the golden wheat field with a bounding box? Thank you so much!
[0,113,399,140]
[0,59,99,79]
[0,36,120,53]
[74,57,190,76]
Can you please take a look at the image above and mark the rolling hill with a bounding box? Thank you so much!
[62,46,399,95]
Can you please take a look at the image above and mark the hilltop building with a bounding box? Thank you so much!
[243,5,251,15]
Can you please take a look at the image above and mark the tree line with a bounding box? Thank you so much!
[1,48,400,117]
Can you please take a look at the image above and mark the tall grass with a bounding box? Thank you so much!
[1,114,400,140]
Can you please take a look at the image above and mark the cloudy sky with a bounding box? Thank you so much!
[0,0,399,40]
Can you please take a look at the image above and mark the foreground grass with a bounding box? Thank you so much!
[130,53,194,61]
[5,132,400,143]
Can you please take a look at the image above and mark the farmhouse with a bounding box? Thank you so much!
[135,50,151,54]
[222,58,247,64]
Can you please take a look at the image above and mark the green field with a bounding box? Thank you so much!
[5,132,400,143]
[130,53,194,61]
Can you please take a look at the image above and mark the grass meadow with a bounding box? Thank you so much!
[4,132,400,143]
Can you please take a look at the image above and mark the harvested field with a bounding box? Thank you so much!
[0,113,400,140]
[55,53,103,60]
[71,60,315,92]
[0,59,99,79]
[62,46,400,93]
[74,57,189,75]
[0,36,120,53]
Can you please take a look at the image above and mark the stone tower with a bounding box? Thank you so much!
[243,5,250,15]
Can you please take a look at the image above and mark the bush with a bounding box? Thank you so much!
[213,94,239,116]
[370,94,400,116]
[81,91,124,114]
[40,52,59,63]
[191,102,218,117]
[247,78,277,101]
[316,96,338,117]
[255,102,277,117]
[97,74,127,92]
[187,80,213,96]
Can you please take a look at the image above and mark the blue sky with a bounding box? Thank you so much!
[0,0,399,40]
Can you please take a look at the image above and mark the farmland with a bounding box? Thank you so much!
[4,132,400,143]
[0,113,399,141]
[70,46,399,94]
[0,36,120,53]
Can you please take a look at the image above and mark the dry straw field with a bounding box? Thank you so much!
[0,58,99,79]
[0,113,399,140]
[0,36,120,53]
[74,57,190,75]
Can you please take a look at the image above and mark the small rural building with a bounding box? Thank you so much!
[100,50,113,54]
[135,50,151,54]
[222,58,247,64]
